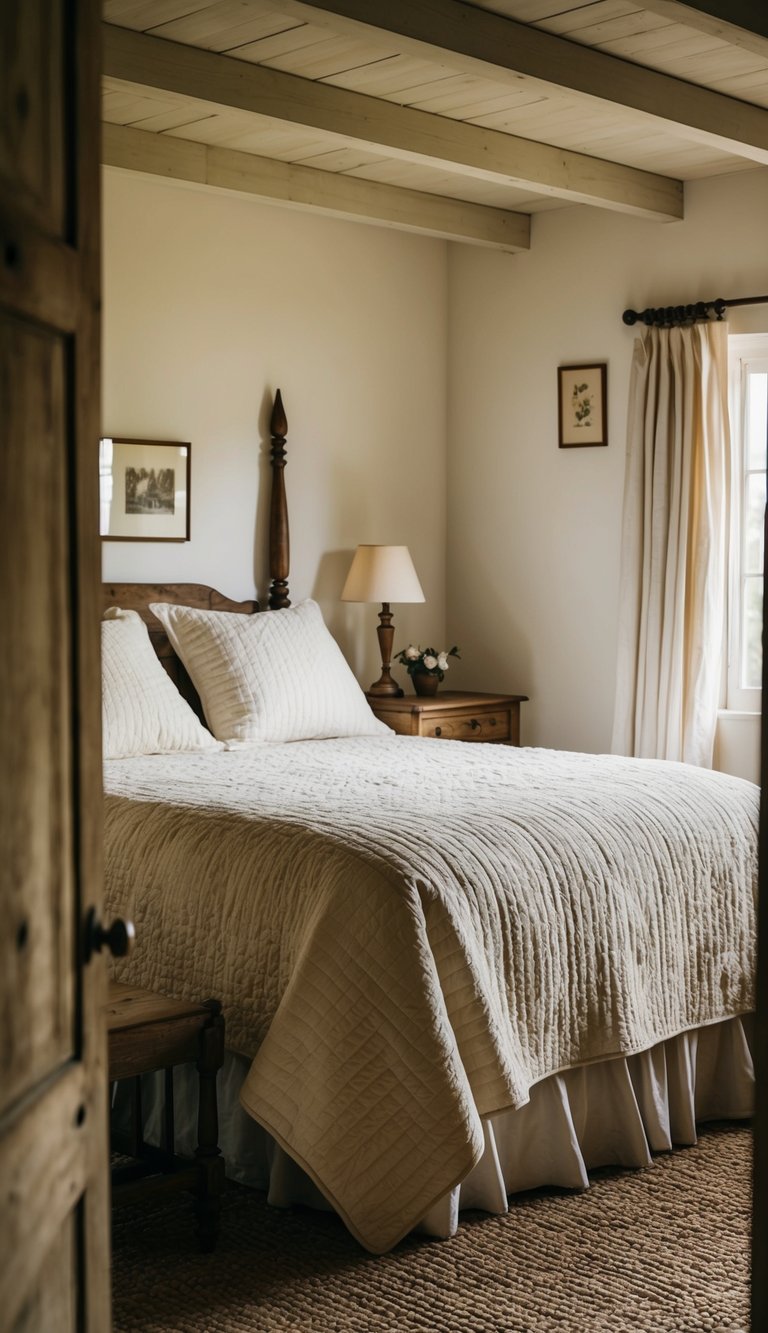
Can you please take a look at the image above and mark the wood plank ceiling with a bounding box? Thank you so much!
[102,0,768,251]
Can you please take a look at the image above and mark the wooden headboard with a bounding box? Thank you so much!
[102,390,290,721]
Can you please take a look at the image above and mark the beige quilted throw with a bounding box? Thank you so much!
[104,737,758,1252]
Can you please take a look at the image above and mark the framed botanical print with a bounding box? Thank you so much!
[558,363,608,448]
[99,437,190,541]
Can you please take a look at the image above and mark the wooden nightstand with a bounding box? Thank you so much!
[368,690,528,745]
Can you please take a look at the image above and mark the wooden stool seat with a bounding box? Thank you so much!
[105,981,225,1252]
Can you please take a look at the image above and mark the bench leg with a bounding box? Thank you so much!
[194,1002,226,1253]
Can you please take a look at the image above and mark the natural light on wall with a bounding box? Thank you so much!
[728,335,768,710]
[99,437,114,536]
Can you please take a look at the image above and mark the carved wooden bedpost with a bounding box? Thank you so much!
[268,389,290,609]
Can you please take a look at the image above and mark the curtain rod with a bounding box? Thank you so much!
[622,294,768,328]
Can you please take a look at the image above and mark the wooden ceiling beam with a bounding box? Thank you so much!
[637,0,768,60]
[102,122,531,252]
[279,0,768,165]
[102,24,683,221]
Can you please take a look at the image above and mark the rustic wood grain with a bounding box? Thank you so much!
[0,1,109,1328]
[106,983,225,1252]
[368,690,528,745]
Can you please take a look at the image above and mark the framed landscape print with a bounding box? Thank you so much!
[558,363,608,448]
[99,437,190,541]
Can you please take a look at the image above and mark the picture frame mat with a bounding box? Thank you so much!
[100,437,190,541]
[558,363,607,448]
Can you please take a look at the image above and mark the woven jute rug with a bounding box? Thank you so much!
[112,1125,750,1333]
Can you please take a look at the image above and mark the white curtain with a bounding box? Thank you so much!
[611,320,730,766]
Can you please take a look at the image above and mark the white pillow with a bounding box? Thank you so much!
[148,598,390,744]
[102,608,222,759]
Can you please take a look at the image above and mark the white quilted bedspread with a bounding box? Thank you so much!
[103,737,758,1252]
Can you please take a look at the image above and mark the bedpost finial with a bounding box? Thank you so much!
[268,387,290,610]
[271,388,287,440]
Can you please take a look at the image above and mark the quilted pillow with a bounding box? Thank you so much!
[102,608,222,759]
[148,598,390,744]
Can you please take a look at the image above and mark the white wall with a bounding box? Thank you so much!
[446,167,768,771]
[103,165,767,772]
[102,167,448,689]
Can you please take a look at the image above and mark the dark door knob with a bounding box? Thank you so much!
[84,907,135,962]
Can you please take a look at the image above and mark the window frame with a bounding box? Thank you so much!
[726,333,768,714]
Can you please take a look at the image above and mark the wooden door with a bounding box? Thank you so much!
[0,2,110,1330]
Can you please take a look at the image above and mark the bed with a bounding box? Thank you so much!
[102,394,758,1255]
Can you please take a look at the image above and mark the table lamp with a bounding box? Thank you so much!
[341,545,425,697]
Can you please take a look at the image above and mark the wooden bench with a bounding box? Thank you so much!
[105,981,226,1252]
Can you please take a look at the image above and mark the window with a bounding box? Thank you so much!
[727,334,768,711]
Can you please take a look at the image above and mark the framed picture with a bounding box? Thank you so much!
[558,363,608,448]
[99,437,190,541]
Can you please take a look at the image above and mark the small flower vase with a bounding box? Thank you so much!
[412,671,439,697]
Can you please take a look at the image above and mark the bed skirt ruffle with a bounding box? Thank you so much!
[135,1015,753,1241]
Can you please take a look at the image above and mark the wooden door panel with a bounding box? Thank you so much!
[0,0,108,1329]
[0,316,74,1119]
[0,220,78,333]
[0,1,65,234]
[12,1216,77,1333]
[2,1064,90,1330]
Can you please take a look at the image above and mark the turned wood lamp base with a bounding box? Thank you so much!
[340,546,425,698]
[367,602,404,698]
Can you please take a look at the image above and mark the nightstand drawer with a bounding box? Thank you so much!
[367,691,528,746]
[424,710,510,742]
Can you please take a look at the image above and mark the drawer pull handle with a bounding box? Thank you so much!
[490,717,497,726]
[434,726,442,737]
[470,718,480,730]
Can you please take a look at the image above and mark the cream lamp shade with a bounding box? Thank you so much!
[341,545,424,697]
[341,544,425,605]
